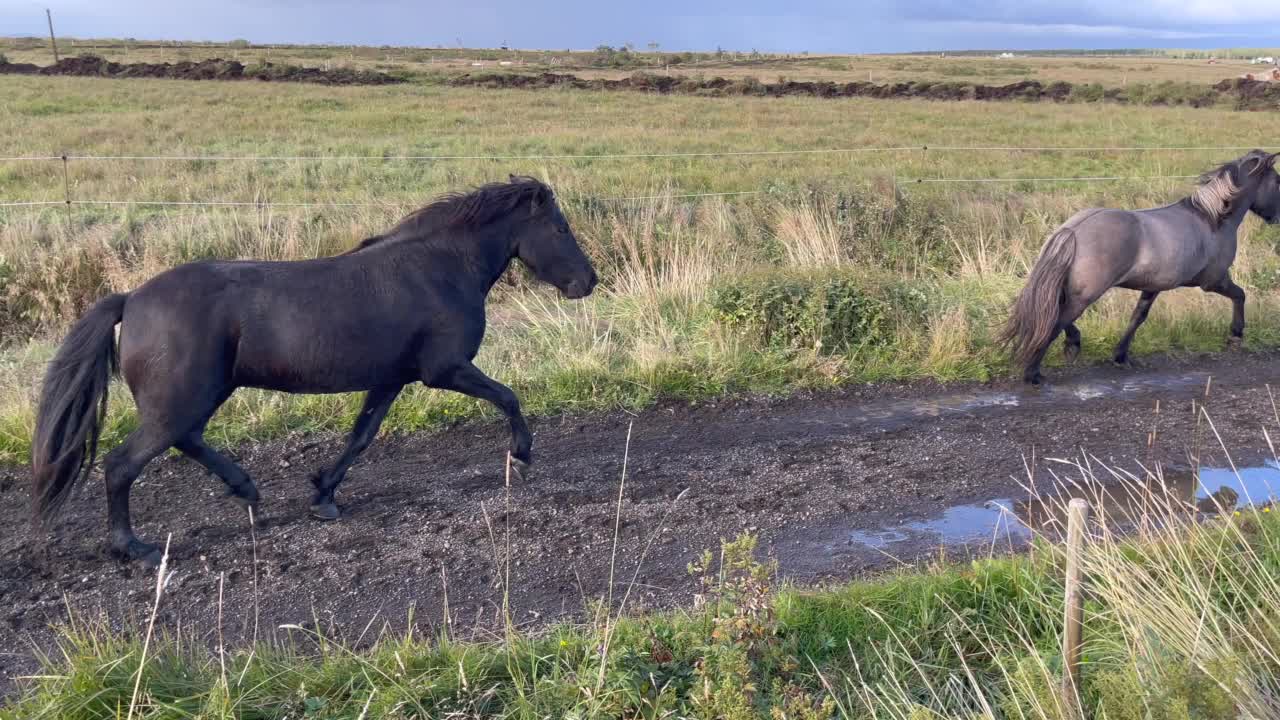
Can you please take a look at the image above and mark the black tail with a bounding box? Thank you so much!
[30,293,127,528]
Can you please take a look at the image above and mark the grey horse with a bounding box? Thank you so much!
[1003,149,1280,385]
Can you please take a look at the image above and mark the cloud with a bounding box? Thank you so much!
[906,20,1242,41]
[1,0,1277,52]
[885,0,1280,34]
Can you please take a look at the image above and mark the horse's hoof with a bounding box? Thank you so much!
[140,548,164,570]
[510,457,531,483]
[1228,335,1244,350]
[227,487,260,515]
[1063,344,1081,364]
[310,502,340,521]
[1023,371,1043,386]
[112,539,162,567]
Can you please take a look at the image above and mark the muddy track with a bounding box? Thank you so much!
[3,351,1280,689]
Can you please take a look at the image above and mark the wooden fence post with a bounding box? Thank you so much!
[1062,498,1090,715]
[46,9,60,63]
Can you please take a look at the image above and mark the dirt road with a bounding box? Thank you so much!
[3,351,1280,687]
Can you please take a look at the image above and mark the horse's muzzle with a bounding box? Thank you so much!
[562,271,598,299]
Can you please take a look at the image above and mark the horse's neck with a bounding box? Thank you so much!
[394,226,515,295]
[1221,189,1257,235]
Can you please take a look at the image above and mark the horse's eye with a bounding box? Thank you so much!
[557,225,570,234]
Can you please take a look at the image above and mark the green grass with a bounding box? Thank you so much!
[6,468,1280,719]
[4,76,1280,462]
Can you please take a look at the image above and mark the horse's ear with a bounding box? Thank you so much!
[509,173,518,183]
[530,184,551,214]
[1247,153,1274,176]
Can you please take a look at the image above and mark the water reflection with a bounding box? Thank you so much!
[847,462,1280,552]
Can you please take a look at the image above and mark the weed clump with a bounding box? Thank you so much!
[711,271,890,354]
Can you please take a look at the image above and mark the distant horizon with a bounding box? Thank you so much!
[4,34,1279,58]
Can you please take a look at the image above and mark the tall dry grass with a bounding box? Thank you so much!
[5,179,1280,463]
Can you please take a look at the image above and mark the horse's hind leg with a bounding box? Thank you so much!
[103,424,186,566]
[175,431,259,513]
[1028,291,1101,384]
[1208,276,1246,344]
[1062,323,1082,363]
[107,371,230,564]
[309,385,403,521]
[1024,328,1064,385]
[1113,291,1160,366]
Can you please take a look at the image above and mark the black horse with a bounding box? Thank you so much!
[30,176,597,565]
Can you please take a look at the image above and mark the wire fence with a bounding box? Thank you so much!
[0,144,1273,163]
[0,143,1269,210]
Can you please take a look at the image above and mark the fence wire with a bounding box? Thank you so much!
[0,142,1261,209]
[0,144,1273,164]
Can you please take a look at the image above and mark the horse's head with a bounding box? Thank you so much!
[510,177,598,299]
[1246,151,1280,224]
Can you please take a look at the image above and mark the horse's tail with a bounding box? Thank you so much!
[1000,227,1078,372]
[30,292,127,529]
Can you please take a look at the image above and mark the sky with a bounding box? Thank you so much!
[3,1,1280,54]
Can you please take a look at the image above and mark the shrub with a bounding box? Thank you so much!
[736,76,764,95]
[1069,82,1108,103]
[710,270,889,353]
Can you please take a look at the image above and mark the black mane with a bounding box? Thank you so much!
[343,175,551,255]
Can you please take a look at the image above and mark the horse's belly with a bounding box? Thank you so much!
[233,351,417,394]
[1120,248,1211,291]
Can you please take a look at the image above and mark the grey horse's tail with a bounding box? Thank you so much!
[1000,227,1077,372]
[30,293,127,530]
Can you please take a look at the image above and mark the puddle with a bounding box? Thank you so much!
[777,371,1210,439]
[832,462,1280,556]
[847,499,1027,550]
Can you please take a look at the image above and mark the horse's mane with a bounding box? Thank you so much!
[342,176,551,255]
[1184,149,1277,228]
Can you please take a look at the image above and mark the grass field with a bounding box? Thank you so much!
[4,73,1280,462]
[2,36,1273,87]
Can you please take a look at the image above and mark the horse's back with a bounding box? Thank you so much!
[121,259,265,345]
[1069,204,1217,291]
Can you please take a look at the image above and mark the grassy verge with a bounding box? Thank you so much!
[6,182,1280,464]
[4,454,1279,719]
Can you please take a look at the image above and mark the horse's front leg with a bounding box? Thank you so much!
[1209,277,1246,345]
[309,385,403,520]
[428,362,532,479]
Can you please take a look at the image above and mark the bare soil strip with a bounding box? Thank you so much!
[2,351,1278,688]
